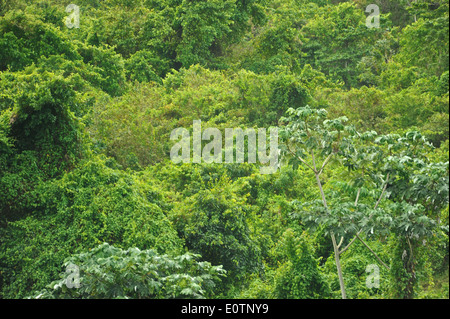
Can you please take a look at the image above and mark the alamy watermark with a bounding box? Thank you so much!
[170,120,279,174]
[366,4,380,28]
[65,4,80,29]
[366,264,380,289]
[65,263,81,289]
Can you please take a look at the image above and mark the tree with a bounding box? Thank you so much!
[171,174,262,291]
[396,12,449,77]
[300,2,385,88]
[272,229,330,298]
[280,106,448,298]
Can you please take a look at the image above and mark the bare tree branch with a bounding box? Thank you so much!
[339,235,358,254]
[286,142,316,172]
[337,236,344,249]
[356,234,390,271]
[374,172,390,210]
[354,188,361,206]
[318,153,334,176]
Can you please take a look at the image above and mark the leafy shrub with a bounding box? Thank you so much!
[30,243,226,299]
[272,229,330,299]
[171,174,262,290]
[77,43,126,96]
[0,69,85,221]
[0,9,80,71]
[0,157,183,298]
[125,50,168,83]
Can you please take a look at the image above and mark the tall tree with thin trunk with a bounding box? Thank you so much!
[279,106,447,298]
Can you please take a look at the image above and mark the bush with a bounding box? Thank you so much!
[272,229,330,299]
[0,157,183,298]
[30,243,226,299]
[0,9,80,72]
[171,174,262,290]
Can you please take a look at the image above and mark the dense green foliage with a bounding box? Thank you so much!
[30,242,225,299]
[0,0,448,299]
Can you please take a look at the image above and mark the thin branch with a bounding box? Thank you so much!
[286,142,316,172]
[312,150,346,298]
[340,174,392,271]
[339,235,358,254]
[339,187,363,252]
[374,172,390,210]
[356,234,390,271]
[340,173,391,253]
[337,236,344,249]
[406,236,414,265]
[318,153,334,176]
[339,186,361,253]
[311,149,318,172]
[312,151,328,209]
[354,188,361,207]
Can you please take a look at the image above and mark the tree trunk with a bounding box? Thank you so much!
[331,232,347,299]
[314,171,347,299]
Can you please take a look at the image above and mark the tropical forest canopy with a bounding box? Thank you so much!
[0,0,448,299]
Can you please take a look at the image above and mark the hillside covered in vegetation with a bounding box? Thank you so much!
[0,0,448,299]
